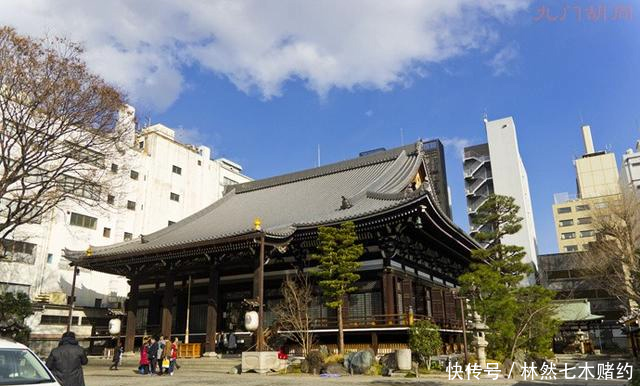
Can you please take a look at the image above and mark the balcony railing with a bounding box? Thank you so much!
[307,313,463,330]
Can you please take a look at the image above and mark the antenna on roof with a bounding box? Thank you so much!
[482,109,488,124]
[400,128,404,146]
[317,144,321,167]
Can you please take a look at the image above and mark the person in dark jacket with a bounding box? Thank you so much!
[46,331,88,386]
[109,340,123,370]
[148,337,159,375]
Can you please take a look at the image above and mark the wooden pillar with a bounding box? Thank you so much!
[205,266,220,353]
[382,270,395,324]
[161,270,175,338]
[371,332,379,355]
[124,278,139,353]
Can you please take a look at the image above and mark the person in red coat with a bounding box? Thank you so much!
[168,337,179,376]
[139,338,150,374]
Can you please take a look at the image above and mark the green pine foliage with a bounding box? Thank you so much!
[0,292,33,344]
[312,221,363,353]
[408,319,443,371]
[459,194,557,361]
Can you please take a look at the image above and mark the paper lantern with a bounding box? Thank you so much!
[108,318,121,335]
[244,311,259,331]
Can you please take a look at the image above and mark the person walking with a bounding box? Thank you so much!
[157,336,166,375]
[148,337,159,375]
[168,337,178,376]
[172,337,181,370]
[45,331,88,386]
[109,340,123,370]
[139,338,150,374]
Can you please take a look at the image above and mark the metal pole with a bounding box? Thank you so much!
[185,275,192,344]
[66,266,79,332]
[257,234,265,352]
[459,297,469,364]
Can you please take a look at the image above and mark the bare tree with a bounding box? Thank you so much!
[583,188,640,313]
[0,27,127,255]
[273,272,315,356]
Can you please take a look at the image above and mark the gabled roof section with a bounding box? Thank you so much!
[68,141,472,262]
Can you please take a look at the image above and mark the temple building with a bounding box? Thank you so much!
[66,141,479,355]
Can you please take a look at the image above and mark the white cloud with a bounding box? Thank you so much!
[440,137,473,160]
[487,42,520,76]
[365,110,373,117]
[0,0,531,111]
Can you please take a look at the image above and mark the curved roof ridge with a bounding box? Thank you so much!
[375,153,422,194]
[344,150,409,202]
[234,142,420,194]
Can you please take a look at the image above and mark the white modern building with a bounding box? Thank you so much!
[621,140,640,191]
[0,107,250,352]
[463,116,539,270]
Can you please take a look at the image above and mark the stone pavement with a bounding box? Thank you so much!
[82,357,632,386]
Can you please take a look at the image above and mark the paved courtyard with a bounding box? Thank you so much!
[82,358,633,386]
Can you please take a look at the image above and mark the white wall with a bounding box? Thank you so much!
[485,117,539,269]
[0,114,250,310]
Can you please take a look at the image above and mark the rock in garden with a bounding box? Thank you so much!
[323,363,348,375]
[380,352,398,376]
[346,350,374,374]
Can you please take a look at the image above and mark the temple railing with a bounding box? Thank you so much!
[307,314,463,330]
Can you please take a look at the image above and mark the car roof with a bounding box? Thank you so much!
[0,337,29,350]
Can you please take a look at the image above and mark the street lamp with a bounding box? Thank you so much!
[254,218,265,352]
[66,246,90,332]
[453,291,469,364]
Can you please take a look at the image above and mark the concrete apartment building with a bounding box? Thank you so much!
[621,140,640,190]
[0,107,250,352]
[552,125,620,252]
[463,116,539,268]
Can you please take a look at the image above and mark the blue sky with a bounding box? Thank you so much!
[3,1,639,254]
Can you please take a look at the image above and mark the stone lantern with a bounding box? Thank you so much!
[471,312,489,368]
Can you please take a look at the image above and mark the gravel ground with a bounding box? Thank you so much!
[82,357,631,386]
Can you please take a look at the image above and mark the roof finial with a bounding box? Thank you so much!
[340,196,353,210]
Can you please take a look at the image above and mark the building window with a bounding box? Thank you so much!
[0,282,30,294]
[1,239,37,264]
[130,170,139,180]
[59,175,100,200]
[172,165,182,175]
[197,160,202,166]
[223,177,238,186]
[123,232,133,241]
[41,315,79,325]
[580,230,595,238]
[564,245,578,252]
[107,194,115,205]
[595,202,608,209]
[577,217,592,225]
[348,292,382,319]
[557,207,572,214]
[69,212,97,229]
[47,253,53,264]
[94,298,102,308]
[561,232,576,240]
[138,141,144,149]
[170,193,180,202]
[103,227,111,238]
[559,219,574,227]
[126,201,136,210]
[111,163,119,173]
[168,221,175,226]
[576,204,590,211]
[65,141,105,168]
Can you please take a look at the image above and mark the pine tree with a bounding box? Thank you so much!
[312,221,363,354]
[0,292,33,344]
[459,194,557,360]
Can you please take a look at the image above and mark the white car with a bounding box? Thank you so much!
[0,338,60,385]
